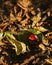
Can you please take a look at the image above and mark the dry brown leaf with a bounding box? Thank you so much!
[18,0,32,8]
[41,16,47,22]
[25,12,30,19]
[45,59,52,64]
[10,12,16,21]
[47,11,51,16]
[45,32,52,36]
[30,9,36,15]
[32,15,41,23]
[42,38,49,46]
[16,10,22,21]
[21,19,28,26]
[0,41,5,46]
[32,14,41,27]
[35,26,48,32]
[39,43,46,50]
[4,1,13,7]
[14,6,17,14]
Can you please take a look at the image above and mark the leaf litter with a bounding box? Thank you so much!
[0,0,52,65]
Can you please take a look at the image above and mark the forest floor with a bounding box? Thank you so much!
[0,0,52,65]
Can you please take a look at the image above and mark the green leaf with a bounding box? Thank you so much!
[28,29,44,41]
[6,36,22,55]
[37,33,44,42]
[5,31,16,40]
[5,31,26,55]
[17,29,42,43]
[17,30,31,44]
[20,42,26,53]
[28,29,41,34]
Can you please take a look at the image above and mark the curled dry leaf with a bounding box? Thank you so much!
[16,10,23,21]
[39,43,46,51]
[21,19,28,26]
[47,36,52,40]
[18,0,32,8]
[42,38,49,46]
[45,32,52,36]
[45,32,52,40]
[10,12,16,21]
[35,26,48,32]
[45,59,52,64]
[32,14,41,27]
[32,15,41,23]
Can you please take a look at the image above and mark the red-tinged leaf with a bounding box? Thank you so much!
[28,34,38,41]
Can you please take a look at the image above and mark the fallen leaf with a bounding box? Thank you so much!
[39,43,46,50]
[35,26,48,32]
[10,12,16,21]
